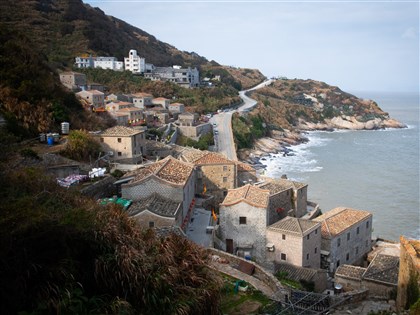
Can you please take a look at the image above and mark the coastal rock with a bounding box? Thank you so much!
[383,118,407,129]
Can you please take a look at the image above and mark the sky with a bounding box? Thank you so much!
[84,0,419,93]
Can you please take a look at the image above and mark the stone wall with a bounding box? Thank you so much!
[200,163,236,206]
[267,189,293,225]
[178,123,212,139]
[206,248,288,300]
[295,186,307,218]
[131,210,178,229]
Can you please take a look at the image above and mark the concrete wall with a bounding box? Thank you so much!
[219,202,267,263]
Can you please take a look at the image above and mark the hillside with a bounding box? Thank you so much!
[248,79,405,131]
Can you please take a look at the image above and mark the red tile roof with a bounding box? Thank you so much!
[313,207,372,239]
[221,184,269,208]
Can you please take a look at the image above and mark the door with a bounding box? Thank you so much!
[226,239,233,254]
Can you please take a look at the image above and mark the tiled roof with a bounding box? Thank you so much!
[129,156,194,185]
[335,265,366,280]
[155,226,186,238]
[236,161,255,172]
[86,89,104,95]
[221,184,269,208]
[194,152,234,165]
[170,103,184,106]
[267,217,319,236]
[181,148,234,165]
[257,178,307,194]
[363,254,399,285]
[313,207,372,239]
[275,262,318,282]
[100,126,143,137]
[126,193,181,217]
[132,92,153,98]
[153,97,168,101]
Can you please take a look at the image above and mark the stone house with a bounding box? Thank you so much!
[120,156,196,231]
[76,90,104,108]
[236,161,257,187]
[335,254,399,298]
[132,92,154,109]
[179,149,237,205]
[97,126,145,160]
[218,184,270,262]
[59,71,86,90]
[126,193,183,229]
[153,97,170,109]
[256,179,295,225]
[110,112,129,126]
[168,102,185,113]
[116,107,144,124]
[313,207,373,273]
[396,236,420,311]
[178,122,212,140]
[105,101,134,112]
[266,217,321,269]
[178,112,199,126]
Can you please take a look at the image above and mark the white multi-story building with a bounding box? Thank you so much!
[75,55,95,68]
[124,50,146,74]
[94,57,124,71]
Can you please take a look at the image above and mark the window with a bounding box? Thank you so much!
[337,238,341,247]
[366,239,369,247]
[117,152,122,157]
[223,166,228,171]
[315,228,318,234]
[356,247,359,255]
[239,217,247,225]
[282,234,286,240]
[346,253,350,261]
[347,232,350,241]
[357,226,360,234]
[149,221,154,228]
[366,221,370,229]
[223,177,227,183]
[336,260,340,268]
[306,253,309,260]
[100,137,104,142]
[315,247,317,254]
[281,253,287,260]
[307,234,310,240]
[117,138,122,143]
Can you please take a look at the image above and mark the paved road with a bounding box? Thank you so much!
[210,79,273,161]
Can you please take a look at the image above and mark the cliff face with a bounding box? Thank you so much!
[249,79,406,131]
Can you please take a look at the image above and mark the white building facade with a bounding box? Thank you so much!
[94,57,124,71]
[124,50,146,74]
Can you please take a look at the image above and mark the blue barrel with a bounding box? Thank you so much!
[47,135,54,146]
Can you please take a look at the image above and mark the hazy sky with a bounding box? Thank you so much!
[84,0,419,93]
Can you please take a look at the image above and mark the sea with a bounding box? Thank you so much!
[260,91,420,242]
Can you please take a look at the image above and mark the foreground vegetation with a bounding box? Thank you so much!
[0,167,223,314]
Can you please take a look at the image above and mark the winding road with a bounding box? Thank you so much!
[210,79,273,160]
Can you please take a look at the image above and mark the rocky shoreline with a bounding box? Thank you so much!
[238,117,407,169]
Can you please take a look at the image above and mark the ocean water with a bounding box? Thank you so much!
[261,92,420,242]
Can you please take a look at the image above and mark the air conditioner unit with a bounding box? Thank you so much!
[266,243,275,252]
[108,151,114,156]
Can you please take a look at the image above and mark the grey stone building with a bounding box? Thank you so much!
[126,193,182,229]
[313,207,373,273]
[218,184,270,263]
[120,156,196,231]
[266,216,321,269]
